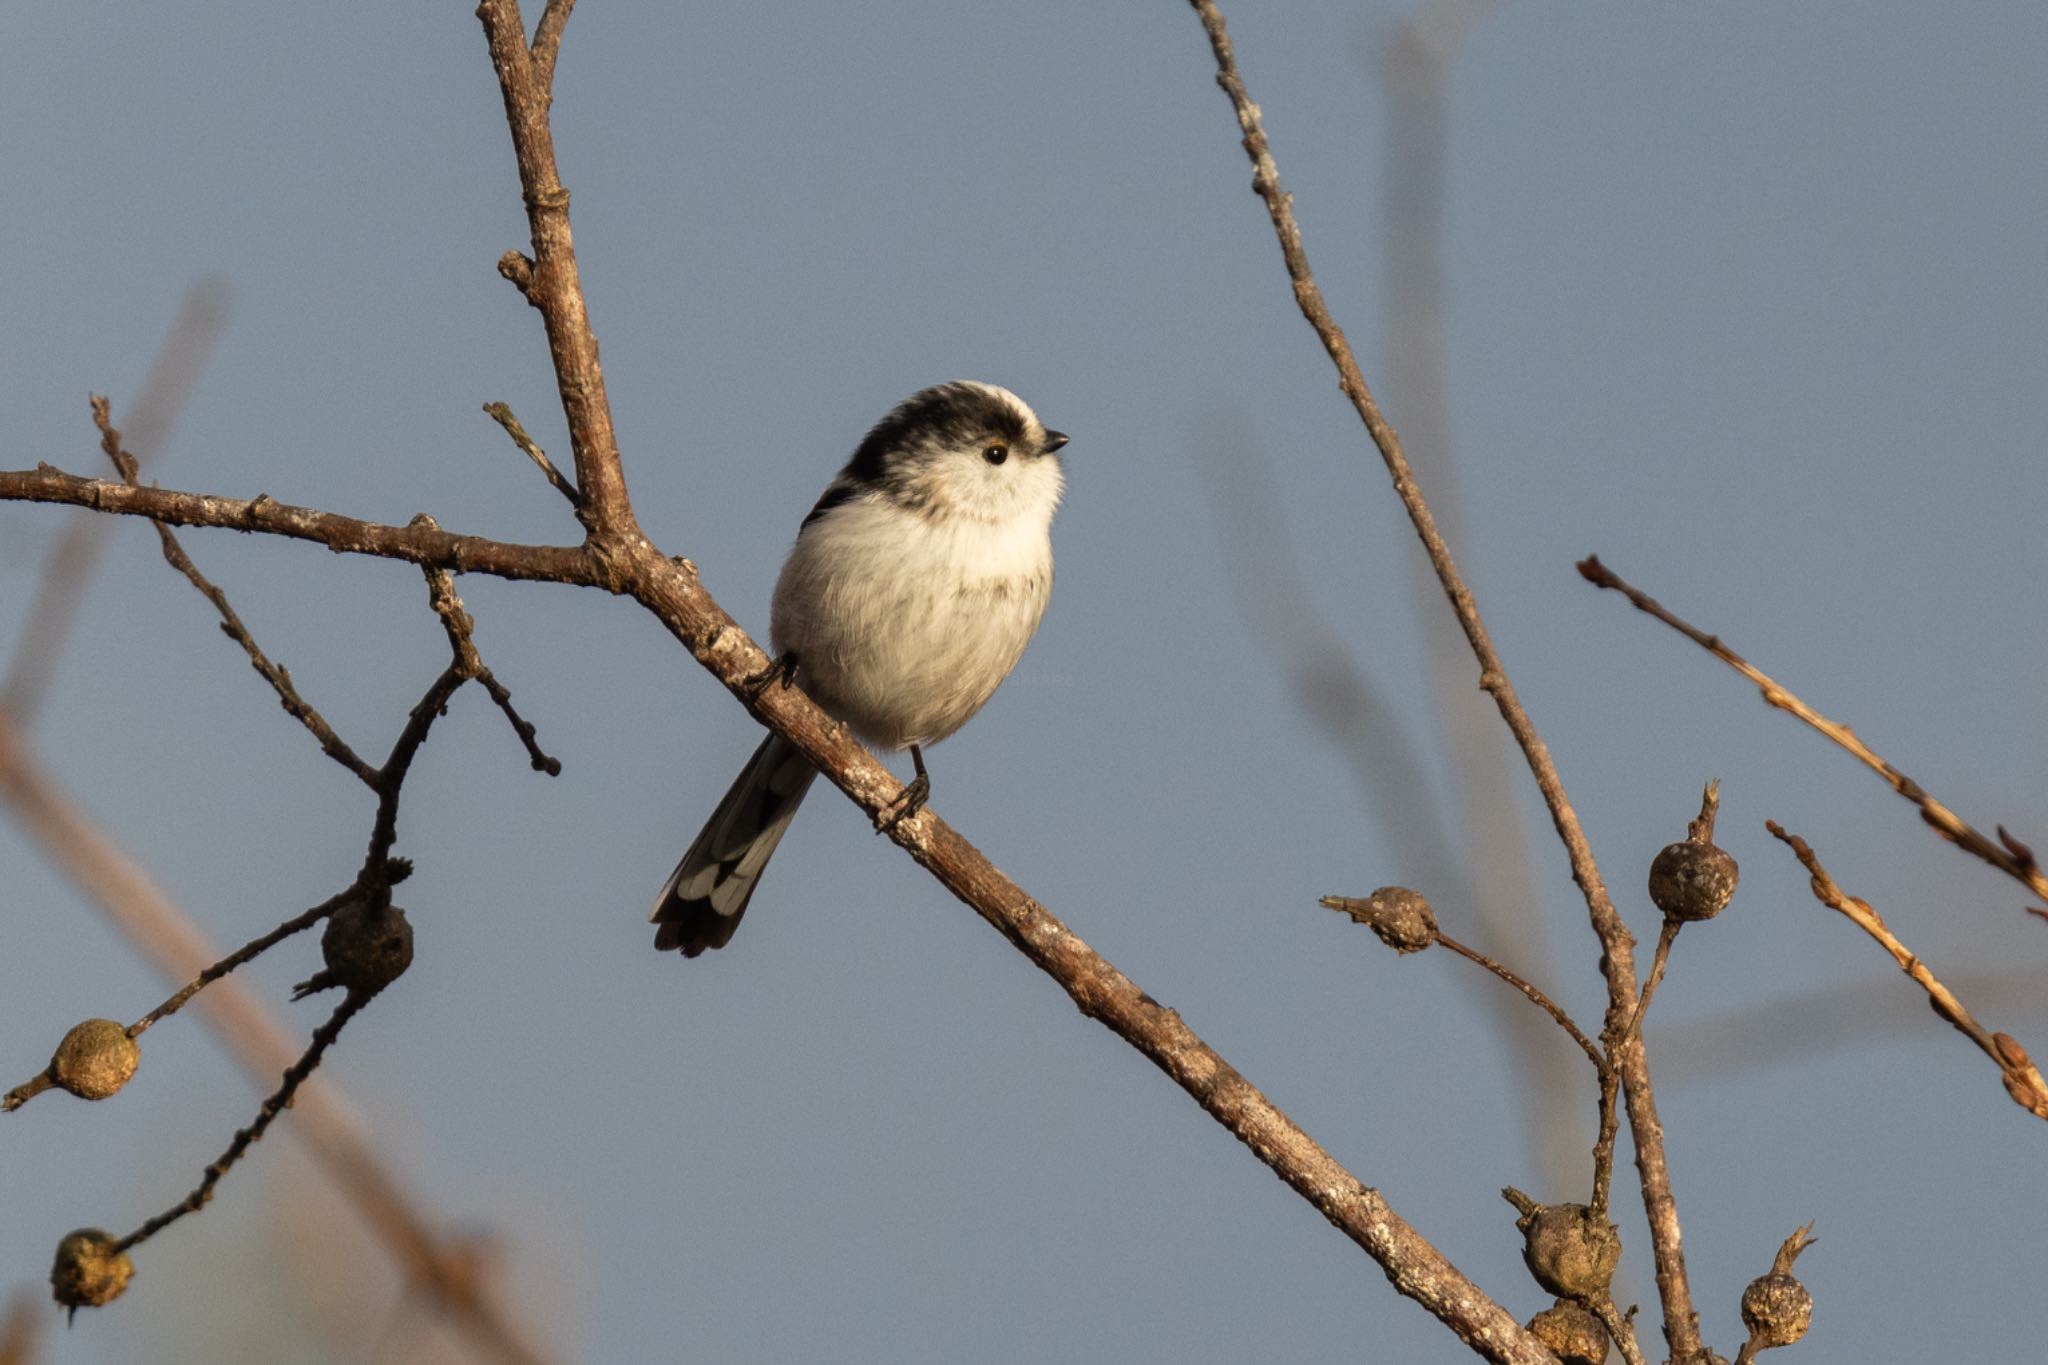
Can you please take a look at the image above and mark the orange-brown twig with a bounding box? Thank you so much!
[1581,555,2048,909]
[1767,821,2048,1121]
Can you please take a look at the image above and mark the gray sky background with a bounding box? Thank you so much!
[4,3,2044,1362]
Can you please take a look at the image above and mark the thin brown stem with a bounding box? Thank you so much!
[1623,919,1682,1046]
[0,466,598,584]
[1581,555,2048,907]
[1767,822,2048,1120]
[1436,928,1624,1218]
[1435,930,1604,1076]
[476,0,635,540]
[113,992,372,1253]
[128,884,371,1036]
[1185,2,1696,1351]
[92,398,381,783]
[1590,1297,1648,1365]
[484,401,584,511]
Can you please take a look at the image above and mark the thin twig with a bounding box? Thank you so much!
[1185,2,1698,1352]
[1580,555,2048,907]
[476,0,635,538]
[1589,1297,1647,1365]
[530,0,576,91]
[1435,931,1605,1075]
[113,991,372,1253]
[422,561,561,774]
[1623,919,1681,1045]
[93,398,381,782]
[1767,822,2048,1120]
[0,465,598,583]
[484,401,584,509]
[128,886,370,1037]
[1435,928,1625,1218]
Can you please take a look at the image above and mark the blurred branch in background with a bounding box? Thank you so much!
[1,282,227,722]
[1371,0,1589,1191]
[0,1292,37,1365]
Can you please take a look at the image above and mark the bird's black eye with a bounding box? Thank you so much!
[982,443,1008,466]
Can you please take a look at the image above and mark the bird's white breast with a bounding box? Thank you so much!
[770,491,1055,750]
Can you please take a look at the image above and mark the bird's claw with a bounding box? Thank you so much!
[743,651,799,701]
[874,772,930,834]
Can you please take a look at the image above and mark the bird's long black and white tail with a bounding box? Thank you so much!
[651,733,818,956]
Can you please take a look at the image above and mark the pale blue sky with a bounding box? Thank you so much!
[4,3,2045,1362]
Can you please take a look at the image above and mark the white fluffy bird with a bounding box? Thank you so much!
[651,381,1069,956]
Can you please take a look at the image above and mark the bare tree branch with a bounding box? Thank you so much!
[1185,1,1698,1353]
[0,466,597,583]
[0,6,1591,1357]
[476,0,634,538]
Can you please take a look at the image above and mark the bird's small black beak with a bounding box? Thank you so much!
[1042,430,1070,454]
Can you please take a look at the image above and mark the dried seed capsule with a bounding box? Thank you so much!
[1528,1299,1609,1365]
[297,902,414,998]
[50,1229,133,1316]
[1503,1187,1621,1298]
[52,1019,140,1101]
[1319,886,1436,954]
[1647,840,1739,922]
[1740,1270,1813,1349]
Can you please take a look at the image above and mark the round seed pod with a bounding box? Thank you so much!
[1508,1193,1621,1299]
[1528,1299,1609,1365]
[319,902,414,996]
[1647,840,1739,922]
[50,1229,133,1315]
[1740,1270,1813,1350]
[52,1019,140,1101]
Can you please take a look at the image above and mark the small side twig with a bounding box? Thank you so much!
[1588,1297,1647,1365]
[422,560,562,774]
[92,396,379,784]
[1580,555,2048,907]
[484,401,584,510]
[128,875,405,1036]
[1437,929,1625,1221]
[1767,822,2048,1120]
[112,990,373,1254]
[1434,931,1604,1076]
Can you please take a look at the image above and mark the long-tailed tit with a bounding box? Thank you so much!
[651,381,1069,957]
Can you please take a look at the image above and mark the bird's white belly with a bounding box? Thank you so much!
[770,499,1052,749]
